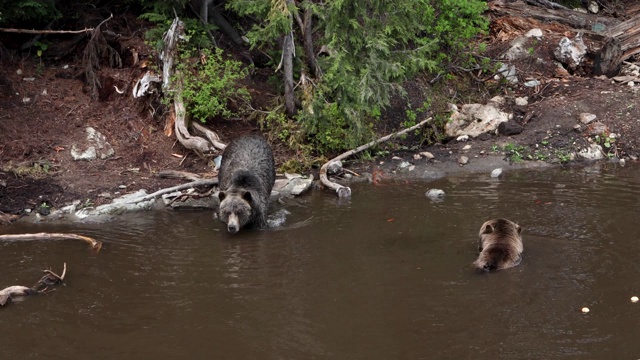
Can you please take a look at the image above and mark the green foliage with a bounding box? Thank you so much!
[178,48,251,123]
[226,0,488,154]
[0,0,61,26]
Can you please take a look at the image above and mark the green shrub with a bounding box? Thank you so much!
[178,48,251,123]
[0,0,61,26]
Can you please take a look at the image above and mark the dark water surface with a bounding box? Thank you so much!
[2,164,640,359]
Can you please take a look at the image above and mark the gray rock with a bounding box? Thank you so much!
[554,33,587,68]
[75,189,155,218]
[446,102,511,138]
[498,121,524,136]
[515,97,528,106]
[398,161,411,169]
[578,144,604,160]
[524,80,541,87]
[425,189,445,202]
[458,156,469,165]
[273,174,314,196]
[578,113,597,124]
[422,171,444,180]
[497,63,518,83]
[326,160,343,175]
[525,28,543,39]
[491,168,503,178]
[582,121,608,136]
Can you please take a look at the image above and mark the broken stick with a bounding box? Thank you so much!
[320,117,433,198]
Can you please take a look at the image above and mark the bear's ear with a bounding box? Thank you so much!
[242,191,253,203]
[516,224,522,234]
[218,191,226,201]
[482,224,494,234]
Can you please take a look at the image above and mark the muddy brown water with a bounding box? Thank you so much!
[2,164,640,359]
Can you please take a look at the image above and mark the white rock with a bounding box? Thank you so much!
[515,97,528,106]
[16,69,23,75]
[413,154,422,160]
[629,81,635,87]
[525,28,543,39]
[458,156,469,165]
[456,135,469,142]
[588,0,599,13]
[581,307,590,313]
[609,133,617,139]
[398,161,411,169]
[620,158,626,167]
[491,168,503,178]
[462,144,472,150]
[70,127,115,161]
[408,165,415,172]
[391,156,402,161]
[631,296,638,303]
[503,37,529,61]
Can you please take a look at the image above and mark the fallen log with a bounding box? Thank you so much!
[320,117,433,199]
[0,233,102,251]
[1,263,67,307]
[489,0,620,31]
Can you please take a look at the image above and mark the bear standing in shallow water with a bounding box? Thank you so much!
[474,218,523,272]
[217,134,275,234]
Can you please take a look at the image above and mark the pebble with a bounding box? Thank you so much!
[458,156,469,165]
[456,135,469,142]
[425,189,445,201]
[581,307,590,313]
[462,144,472,151]
[420,151,435,160]
[631,296,639,303]
[413,154,421,160]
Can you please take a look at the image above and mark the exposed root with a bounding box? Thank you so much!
[82,14,120,100]
[0,233,102,251]
[320,117,433,198]
[161,17,227,158]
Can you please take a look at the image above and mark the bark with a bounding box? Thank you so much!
[283,33,297,117]
[320,117,433,198]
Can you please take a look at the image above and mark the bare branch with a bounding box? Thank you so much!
[320,117,433,198]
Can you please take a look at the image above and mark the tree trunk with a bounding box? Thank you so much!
[302,4,319,78]
[283,33,297,117]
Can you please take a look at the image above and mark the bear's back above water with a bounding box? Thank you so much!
[217,134,275,233]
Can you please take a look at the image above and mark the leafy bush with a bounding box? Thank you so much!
[178,48,251,123]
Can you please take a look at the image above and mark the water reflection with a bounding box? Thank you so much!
[2,164,640,359]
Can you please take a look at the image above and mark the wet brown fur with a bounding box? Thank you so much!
[474,218,523,272]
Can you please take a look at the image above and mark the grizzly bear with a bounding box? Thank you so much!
[473,218,523,272]
[217,134,275,234]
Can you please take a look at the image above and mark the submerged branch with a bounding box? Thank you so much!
[0,233,101,251]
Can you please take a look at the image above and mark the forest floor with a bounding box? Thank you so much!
[1,2,639,223]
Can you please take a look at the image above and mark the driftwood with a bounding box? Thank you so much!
[0,233,102,251]
[161,17,227,157]
[320,117,433,198]
[131,179,218,204]
[1,263,67,307]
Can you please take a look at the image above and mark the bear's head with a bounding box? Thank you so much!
[218,190,253,234]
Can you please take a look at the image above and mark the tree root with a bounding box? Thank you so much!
[161,17,227,158]
[320,117,433,198]
[0,233,102,251]
[1,263,67,307]
[82,14,120,100]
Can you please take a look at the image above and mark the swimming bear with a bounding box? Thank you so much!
[474,218,523,272]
